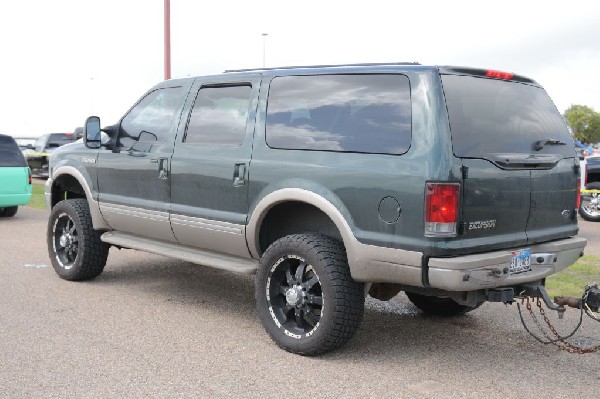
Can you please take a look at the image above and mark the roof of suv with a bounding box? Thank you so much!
[221,62,537,85]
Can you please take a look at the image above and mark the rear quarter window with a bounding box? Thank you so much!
[266,74,411,155]
[441,75,573,157]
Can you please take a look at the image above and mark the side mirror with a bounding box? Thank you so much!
[83,116,101,149]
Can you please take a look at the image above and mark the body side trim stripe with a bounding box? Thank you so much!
[100,202,244,234]
[100,203,169,222]
[171,214,243,235]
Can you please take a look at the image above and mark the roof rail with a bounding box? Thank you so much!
[224,62,421,73]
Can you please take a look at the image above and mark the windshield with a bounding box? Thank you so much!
[441,75,573,158]
[48,134,76,147]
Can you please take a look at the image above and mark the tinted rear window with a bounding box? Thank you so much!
[266,74,411,155]
[441,75,573,157]
[0,135,27,167]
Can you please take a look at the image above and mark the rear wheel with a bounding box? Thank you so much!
[47,199,109,281]
[579,182,600,222]
[255,234,364,355]
[0,206,18,217]
[406,292,481,317]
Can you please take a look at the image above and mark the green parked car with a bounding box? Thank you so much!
[0,134,32,217]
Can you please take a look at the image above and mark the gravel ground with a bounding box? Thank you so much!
[0,207,598,398]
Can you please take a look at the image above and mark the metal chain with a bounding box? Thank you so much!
[535,298,597,354]
[518,296,598,354]
[525,299,555,342]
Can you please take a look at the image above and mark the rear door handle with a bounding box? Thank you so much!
[158,157,169,179]
[233,163,246,187]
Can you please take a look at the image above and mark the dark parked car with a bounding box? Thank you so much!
[0,134,32,217]
[46,63,585,355]
[27,133,78,177]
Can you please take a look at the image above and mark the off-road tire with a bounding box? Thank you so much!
[579,182,600,222]
[0,206,18,217]
[406,292,481,317]
[47,199,109,281]
[255,234,364,355]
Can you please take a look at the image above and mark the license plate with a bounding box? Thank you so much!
[510,248,531,274]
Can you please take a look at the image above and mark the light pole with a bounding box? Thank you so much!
[262,33,268,68]
[164,0,171,80]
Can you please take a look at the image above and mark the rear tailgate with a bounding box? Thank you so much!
[0,167,31,206]
[459,159,530,249]
[441,70,578,252]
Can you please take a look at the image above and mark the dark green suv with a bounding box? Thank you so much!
[45,63,585,355]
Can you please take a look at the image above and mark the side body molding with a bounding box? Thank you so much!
[246,188,424,286]
[45,165,111,231]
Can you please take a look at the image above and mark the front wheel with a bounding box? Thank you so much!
[47,199,109,281]
[579,182,600,222]
[255,234,364,355]
[406,292,481,317]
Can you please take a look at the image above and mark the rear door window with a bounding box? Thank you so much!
[184,85,252,146]
[441,75,572,158]
[266,74,411,155]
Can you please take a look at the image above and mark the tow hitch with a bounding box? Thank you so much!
[514,283,600,354]
[556,283,600,314]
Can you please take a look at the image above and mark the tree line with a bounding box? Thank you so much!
[564,105,600,144]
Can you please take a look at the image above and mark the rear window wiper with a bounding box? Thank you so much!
[534,138,566,151]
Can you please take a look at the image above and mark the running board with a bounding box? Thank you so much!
[100,231,258,274]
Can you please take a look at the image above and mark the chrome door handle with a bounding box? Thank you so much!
[158,157,169,179]
[233,163,246,187]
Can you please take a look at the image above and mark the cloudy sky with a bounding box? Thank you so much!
[1,0,599,137]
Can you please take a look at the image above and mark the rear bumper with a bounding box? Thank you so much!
[427,237,587,291]
[349,236,587,292]
[0,192,31,207]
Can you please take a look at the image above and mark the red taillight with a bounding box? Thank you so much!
[486,70,514,80]
[28,168,32,185]
[425,183,460,236]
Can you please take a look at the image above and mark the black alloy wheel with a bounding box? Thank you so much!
[47,199,109,281]
[266,254,324,339]
[256,234,364,355]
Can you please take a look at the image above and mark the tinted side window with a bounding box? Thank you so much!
[0,136,27,167]
[266,74,411,155]
[121,86,184,144]
[441,75,572,157]
[184,85,251,146]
